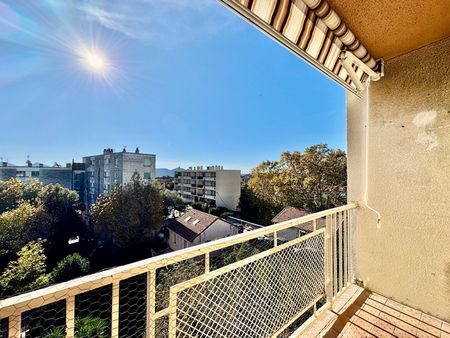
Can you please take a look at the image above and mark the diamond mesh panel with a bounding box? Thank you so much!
[156,256,205,312]
[173,233,324,338]
[210,237,274,271]
[21,300,66,338]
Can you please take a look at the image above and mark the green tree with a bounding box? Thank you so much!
[51,253,90,283]
[0,239,50,297]
[91,172,164,249]
[190,201,209,212]
[37,183,79,219]
[0,178,26,213]
[36,183,84,267]
[244,144,347,222]
[161,189,186,215]
[0,202,50,269]
[239,185,276,225]
[0,178,45,213]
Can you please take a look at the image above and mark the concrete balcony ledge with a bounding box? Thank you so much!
[292,285,450,338]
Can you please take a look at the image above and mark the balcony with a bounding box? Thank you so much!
[0,205,349,337]
[0,204,448,337]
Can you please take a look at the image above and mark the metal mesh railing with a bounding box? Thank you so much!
[21,300,66,338]
[74,284,112,337]
[170,232,324,338]
[0,204,356,338]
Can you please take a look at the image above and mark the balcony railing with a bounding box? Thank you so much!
[0,204,356,338]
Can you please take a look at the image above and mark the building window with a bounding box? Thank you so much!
[16,171,25,178]
[144,159,152,167]
[31,171,39,177]
[143,172,151,179]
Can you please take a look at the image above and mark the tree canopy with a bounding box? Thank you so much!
[242,144,347,224]
[91,172,164,249]
[0,239,50,298]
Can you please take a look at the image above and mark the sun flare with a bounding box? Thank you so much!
[82,51,108,73]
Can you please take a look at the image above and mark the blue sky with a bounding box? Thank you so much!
[0,0,346,173]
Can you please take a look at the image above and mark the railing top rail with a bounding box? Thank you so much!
[0,203,356,316]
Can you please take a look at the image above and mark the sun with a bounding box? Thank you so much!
[82,51,108,73]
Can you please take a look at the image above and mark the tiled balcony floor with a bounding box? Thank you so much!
[294,285,450,338]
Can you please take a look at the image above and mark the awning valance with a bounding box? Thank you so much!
[219,0,382,95]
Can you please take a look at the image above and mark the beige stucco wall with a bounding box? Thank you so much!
[347,37,450,320]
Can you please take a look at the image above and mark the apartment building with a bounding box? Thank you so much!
[83,148,156,209]
[174,165,240,211]
[0,161,85,201]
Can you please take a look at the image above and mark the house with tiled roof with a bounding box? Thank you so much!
[272,206,326,238]
[166,209,239,251]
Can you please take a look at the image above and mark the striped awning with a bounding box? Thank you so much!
[219,0,381,95]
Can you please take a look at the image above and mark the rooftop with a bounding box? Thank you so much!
[272,206,326,232]
[165,209,222,242]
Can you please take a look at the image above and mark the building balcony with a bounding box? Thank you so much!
[0,204,448,337]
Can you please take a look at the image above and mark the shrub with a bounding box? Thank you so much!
[51,253,90,283]
[43,327,64,338]
[220,211,234,219]
[208,206,228,216]
[75,317,108,338]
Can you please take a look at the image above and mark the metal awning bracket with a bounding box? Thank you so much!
[340,51,384,93]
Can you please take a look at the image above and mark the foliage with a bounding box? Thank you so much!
[220,211,234,219]
[51,253,90,283]
[0,178,84,268]
[0,202,51,267]
[0,178,58,213]
[91,172,164,249]
[75,317,108,338]
[239,185,276,225]
[43,327,65,338]
[221,242,261,266]
[190,201,210,212]
[161,188,186,215]
[41,317,108,338]
[244,144,347,223]
[0,239,50,298]
[208,206,228,217]
[0,178,26,213]
[37,183,79,219]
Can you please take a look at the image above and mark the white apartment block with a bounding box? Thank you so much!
[174,166,241,211]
